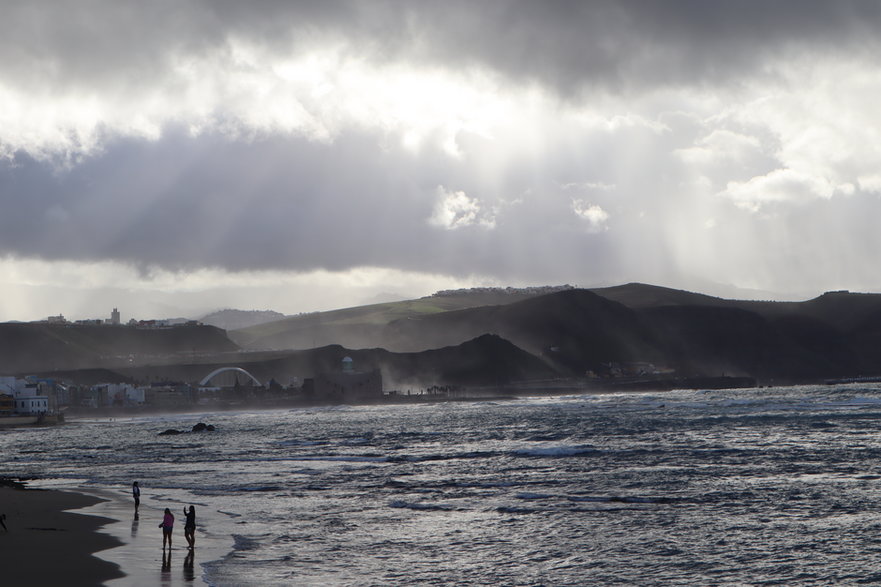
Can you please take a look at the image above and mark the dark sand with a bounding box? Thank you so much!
[0,484,124,586]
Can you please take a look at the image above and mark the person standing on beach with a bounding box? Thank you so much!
[159,507,174,549]
[183,505,196,549]
[132,481,140,513]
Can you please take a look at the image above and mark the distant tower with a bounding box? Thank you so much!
[111,307,120,325]
[342,356,354,373]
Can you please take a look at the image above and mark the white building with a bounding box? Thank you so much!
[0,376,50,415]
[15,395,49,415]
[93,382,144,406]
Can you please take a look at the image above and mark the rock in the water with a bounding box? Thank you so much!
[159,429,182,436]
[192,422,216,432]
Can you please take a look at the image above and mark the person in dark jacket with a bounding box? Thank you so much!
[183,505,196,549]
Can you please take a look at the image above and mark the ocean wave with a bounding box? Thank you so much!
[237,485,284,492]
[231,534,263,551]
[387,450,498,463]
[512,445,595,457]
[276,439,329,447]
[292,455,388,463]
[496,506,537,514]
[515,492,553,500]
[388,500,455,511]
[567,495,675,504]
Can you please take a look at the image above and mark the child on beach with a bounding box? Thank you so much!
[159,508,174,549]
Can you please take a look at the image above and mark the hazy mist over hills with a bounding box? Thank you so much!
[199,309,288,332]
[5,283,881,390]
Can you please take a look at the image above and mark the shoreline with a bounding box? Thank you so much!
[0,482,124,586]
[1,478,234,586]
[59,374,761,420]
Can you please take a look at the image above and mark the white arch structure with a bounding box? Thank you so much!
[199,367,263,388]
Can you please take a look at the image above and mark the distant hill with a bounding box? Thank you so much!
[106,333,559,389]
[589,282,728,309]
[228,283,881,384]
[199,309,287,331]
[10,283,881,388]
[229,285,573,350]
[0,322,238,374]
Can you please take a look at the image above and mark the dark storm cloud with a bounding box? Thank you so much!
[4,0,881,306]
[0,123,634,284]
[2,1,880,96]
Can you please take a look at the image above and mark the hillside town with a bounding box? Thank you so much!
[0,303,390,423]
[0,356,386,425]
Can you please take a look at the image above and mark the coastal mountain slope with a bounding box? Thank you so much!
[8,283,881,387]
[379,289,864,381]
[380,289,666,374]
[228,283,881,383]
[229,286,572,350]
[0,323,237,373]
[589,282,729,309]
[199,309,287,331]
[104,333,559,389]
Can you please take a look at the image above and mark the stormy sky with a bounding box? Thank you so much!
[3,0,881,321]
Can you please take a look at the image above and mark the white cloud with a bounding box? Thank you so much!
[429,186,495,230]
[675,129,762,165]
[858,174,881,193]
[561,181,616,192]
[572,200,610,231]
[719,168,836,212]
[0,40,518,164]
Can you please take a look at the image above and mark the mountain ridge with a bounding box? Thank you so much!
[6,283,881,388]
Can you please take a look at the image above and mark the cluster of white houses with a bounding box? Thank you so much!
[0,376,50,416]
[0,357,385,417]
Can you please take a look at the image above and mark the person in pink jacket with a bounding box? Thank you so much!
[159,508,175,549]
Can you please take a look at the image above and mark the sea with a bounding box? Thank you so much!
[5,383,881,585]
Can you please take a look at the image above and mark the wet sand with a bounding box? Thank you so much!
[1,481,233,586]
[74,485,233,586]
[0,485,124,586]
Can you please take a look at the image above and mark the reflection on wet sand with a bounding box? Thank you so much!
[161,548,172,585]
[183,549,195,582]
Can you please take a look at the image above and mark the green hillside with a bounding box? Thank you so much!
[229,287,572,350]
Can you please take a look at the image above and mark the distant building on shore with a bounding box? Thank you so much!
[0,376,49,416]
[0,393,13,415]
[306,357,383,401]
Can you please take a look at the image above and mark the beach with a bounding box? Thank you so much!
[1,479,233,586]
[0,482,123,586]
